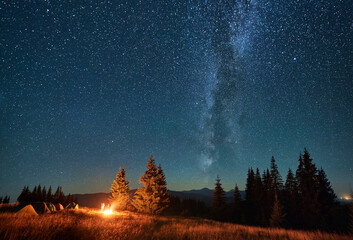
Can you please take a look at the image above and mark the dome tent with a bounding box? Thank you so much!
[65,202,79,209]
[47,202,56,212]
[32,202,51,214]
[55,203,64,210]
[17,205,38,215]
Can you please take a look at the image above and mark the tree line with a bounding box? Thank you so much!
[17,185,77,207]
[110,150,352,232]
[0,196,10,204]
[211,148,349,232]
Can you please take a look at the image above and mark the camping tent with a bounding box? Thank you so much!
[47,203,56,212]
[32,202,51,214]
[65,202,79,209]
[17,205,38,215]
[55,203,64,210]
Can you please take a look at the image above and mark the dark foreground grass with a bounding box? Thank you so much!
[0,209,351,240]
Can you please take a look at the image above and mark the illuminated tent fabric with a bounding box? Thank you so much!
[17,205,38,215]
[55,203,64,210]
[65,202,79,209]
[32,202,51,214]
[47,203,56,212]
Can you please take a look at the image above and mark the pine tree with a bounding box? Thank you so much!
[302,148,318,199]
[18,186,31,204]
[156,164,170,211]
[53,186,59,203]
[109,166,130,210]
[262,169,272,225]
[211,175,227,221]
[254,168,263,200]
[296,148,319,229]
[316,168,336,228]
[262,169,272,194]
[31,186,37,202]
[47,186,53,202]
[132,155,168,214]
[37,185,42,201]
[270,193,286,228]
[232,184,242,222]
[284,168,298,227]
[42,186,47,202]
[270,156,283,193]
[295,153,304,191]
[317,168,336,206]
[3,196,10,204]
[254,168,265,225]
[285,169,297,194]
[54,186,65,204]
[245,168,255,203]
[245,168,255,224]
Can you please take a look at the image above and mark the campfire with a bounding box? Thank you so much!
[101,203,112,215]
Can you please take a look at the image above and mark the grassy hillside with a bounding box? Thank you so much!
[0,209,351,240]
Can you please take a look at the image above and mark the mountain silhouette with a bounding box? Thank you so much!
[73,188,245,208]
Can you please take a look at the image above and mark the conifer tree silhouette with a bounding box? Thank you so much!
[253,168,264,225]
[17,186,31,204]
[262,168,272,224]
[42,186,47,202]
[297,148,319,228]
[53,186,65,204]
[245,168,255,224]
[211,175,227,221]
[232,184,242,222]
[284,168,298,227]
[36,185,42,201]
[47,186,53,202]
[109,166,130,210]
[31,186,37,202]
[3,196,10,204]
[316,167,336,228]
[270,156,283,193]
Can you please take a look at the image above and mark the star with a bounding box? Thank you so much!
[0,0,352,201]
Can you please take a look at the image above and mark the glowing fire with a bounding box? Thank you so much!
[343,195,352,201]
[103,209,112,215]
[101,203,112,215]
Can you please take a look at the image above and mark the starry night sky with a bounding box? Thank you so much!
[1,0,352,200]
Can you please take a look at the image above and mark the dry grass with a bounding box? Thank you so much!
[0,209,351,240]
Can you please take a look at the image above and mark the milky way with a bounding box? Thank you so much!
[0,0,352,199]
[199,0,255,172]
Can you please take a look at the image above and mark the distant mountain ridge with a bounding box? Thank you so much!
[73,188,245,208]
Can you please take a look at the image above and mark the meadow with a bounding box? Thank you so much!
[0,209,351,240]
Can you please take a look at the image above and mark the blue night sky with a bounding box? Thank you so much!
[1,0,352,200]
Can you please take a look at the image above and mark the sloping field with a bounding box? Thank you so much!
[0,209,351,240]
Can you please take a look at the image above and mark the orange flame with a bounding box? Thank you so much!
[101,203,112,215]
[343,195,352,201]
[103,208,112,215]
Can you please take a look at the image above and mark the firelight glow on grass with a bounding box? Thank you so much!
[0,210,352,240]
